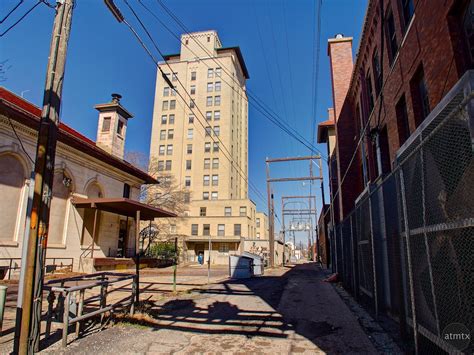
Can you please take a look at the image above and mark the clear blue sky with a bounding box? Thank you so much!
[1,0,367,241]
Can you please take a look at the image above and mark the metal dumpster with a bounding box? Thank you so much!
[229,255,252,278]
[242,252,264,276]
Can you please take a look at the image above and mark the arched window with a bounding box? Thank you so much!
[0,154,26,242]
[82,182,103,246]
[48,172,73,245]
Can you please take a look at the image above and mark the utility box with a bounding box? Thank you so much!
[242,252,264,276]
[229,255,252,279]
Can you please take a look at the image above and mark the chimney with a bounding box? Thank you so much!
[94,93,133,160]
[328,34,354,121]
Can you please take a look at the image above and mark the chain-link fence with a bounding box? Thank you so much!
[330,71,474,353]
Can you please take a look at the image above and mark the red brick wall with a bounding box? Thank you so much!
[328,0,471,220]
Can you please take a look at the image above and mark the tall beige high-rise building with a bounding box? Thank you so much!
[149,30,268,264]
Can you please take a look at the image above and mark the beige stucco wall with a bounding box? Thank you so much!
[0,114,144,274]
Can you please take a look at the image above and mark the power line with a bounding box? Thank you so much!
[0,0,52,38]
[0,0,24,24]
[6,116,35,163]
[154,0,329,162]
[120,0,267,204]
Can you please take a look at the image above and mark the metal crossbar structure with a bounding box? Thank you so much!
[43,272,137,348]
[330,71,474,354]
[266,156,323,267]
[0,258,74,280]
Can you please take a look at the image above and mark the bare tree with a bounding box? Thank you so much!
[125,151,189,253]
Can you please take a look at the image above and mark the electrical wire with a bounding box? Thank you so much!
[120,0,267,204]
[0,0,53,38]
[6,116,35,163]
[0,0,24,24]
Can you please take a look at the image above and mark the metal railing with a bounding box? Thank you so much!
[0,257,74,280]
[330,71,474,353]
[43,272,137,347]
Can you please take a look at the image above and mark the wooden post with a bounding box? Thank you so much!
[173,237,177,293]
[62,292,71,348]
[90,208,98,259]
[135,210,140,304]
[75,290,84,337]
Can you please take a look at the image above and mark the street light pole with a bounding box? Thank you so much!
[17,1,74,353]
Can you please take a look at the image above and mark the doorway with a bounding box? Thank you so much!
[117,218,129,257]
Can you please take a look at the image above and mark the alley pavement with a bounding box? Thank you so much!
[38,262,380,354]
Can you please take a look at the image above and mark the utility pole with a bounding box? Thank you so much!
[17,1,74,353]
[266,159,275,267]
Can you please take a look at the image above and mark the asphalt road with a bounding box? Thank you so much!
[39,263,382,354]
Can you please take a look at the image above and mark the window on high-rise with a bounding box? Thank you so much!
[188,115,194,124]
[162,101,168,110]
[400,0,414,32]
[213,142,219,152]
[159,145,165,156]
[205,126,212,136]
[163,87,170,96]
[168,114,175,124]
[200,207,207,216]
[396,94,410,145]
[170,87,176,97]
[191,71,196,81]
[203,192,209,200]
[190,99,195,108]
[214,96,221,106]
[186,160,192,170]
[161,115,167,124]
[212,175,218,186]
[207,68,213,78]
[239,206,247,217]
[386,10,398,65]
[215,68,221,77]
[165,160,172,171]
[168,129,174,139]
[203,175,210,186]
[215,81,221,92]
[170,100,176,110]
[204,143,211,153]
[185,176,191,187]
[158,161,164,171]
[191,224,198,236]
[184,192,190,203]
[171,72,178,81]
[187,128,193,139]
[225,207,231,216]
[214,110,220,121]
[206,96,212,106]
[372,50,382,96]
[234,224,241,236]
[256,218,261,228]
[190,85,196,95]
[204,158,210,169]
[214,126,220,136]
[167,145,173,155]
[211,191,218,200]
[203,224,210,236]
[212,158,219,169]
[218,224,225,237]
[207,83,213,92]
[187,144,193,154]
[366,71,374,114]
[206,111,212,121]
[410,64,430,127]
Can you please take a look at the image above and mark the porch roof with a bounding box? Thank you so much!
[72,197,176,220]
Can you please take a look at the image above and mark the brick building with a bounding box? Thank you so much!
[319,0,474,222]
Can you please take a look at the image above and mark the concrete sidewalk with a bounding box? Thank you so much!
[36,263,389,354]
